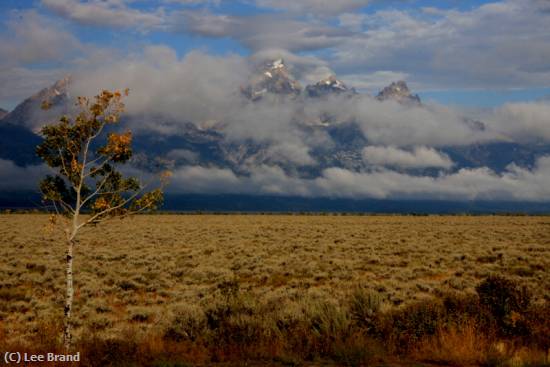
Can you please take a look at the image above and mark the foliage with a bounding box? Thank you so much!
[37,89,166,224]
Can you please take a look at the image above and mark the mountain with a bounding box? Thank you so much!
[241,59,302,100]
[1,76,70,130]
[1,64,549,192]
[0,122,42,166]
[376,81,421,104]
[0,108,8,120]
[305,76,356,98]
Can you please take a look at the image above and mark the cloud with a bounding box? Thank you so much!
[332,0,550,90]
[0,10,81,68]
[167,149,200,163]
[180,11,352,52]
[3,151,549,202]
[0,160,50,190]
[486,101,550,143]
[62,44,511,175]
[300,94,492,147]
[166,155,550,201]
[70,47,249,127]
[254,0,371,16]
[0,10,84,109]
[363,146,454,169]
[42,0,165,30]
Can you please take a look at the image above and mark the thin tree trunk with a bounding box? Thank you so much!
[63,239,74,350]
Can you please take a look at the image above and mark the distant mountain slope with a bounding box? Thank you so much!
[0,122,42,166]
[1,62,549,190]
[0,108,8,120]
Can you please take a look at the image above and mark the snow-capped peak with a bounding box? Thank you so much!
[241,58,301,100]
[305,75,355,97]
[271,58,285,69]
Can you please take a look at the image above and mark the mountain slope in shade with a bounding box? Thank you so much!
[1,76,70,130]
[0,108,8,120]
[0,123,42,166]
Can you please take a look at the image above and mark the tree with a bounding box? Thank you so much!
[37,89,168,350]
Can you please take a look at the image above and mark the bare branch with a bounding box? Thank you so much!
[87,196,158,225]
[58,148,70,177]
[83,154,114,178]
[58,199,76,215]
[78,188,143,229]
[79,172,112,208]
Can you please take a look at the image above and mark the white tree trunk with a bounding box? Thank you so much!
[63,239,74,350]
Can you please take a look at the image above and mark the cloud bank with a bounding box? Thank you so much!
[166,156,550,201]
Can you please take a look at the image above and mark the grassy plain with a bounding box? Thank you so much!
[0,214,549,366]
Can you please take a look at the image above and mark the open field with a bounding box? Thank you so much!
[0,214,549,366]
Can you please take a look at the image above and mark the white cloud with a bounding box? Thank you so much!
[0,160,50,190]
[300,94,492,147]
[332,0,550,90]
[363,146,454,169]
[180,11,351,52]
[70,47,250,127]
[486,101,550,143]
[0,10,81,68]
[166,155,550,201]
[42,0,165,30]
[254,0,371,16]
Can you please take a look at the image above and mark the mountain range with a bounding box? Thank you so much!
[1,58,549,210]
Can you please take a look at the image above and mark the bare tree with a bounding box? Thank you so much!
[37,89,168,350]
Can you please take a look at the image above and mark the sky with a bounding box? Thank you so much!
[1,0,550,109]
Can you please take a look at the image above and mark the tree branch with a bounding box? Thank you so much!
[79,172,113,208]
[78,188,143,229]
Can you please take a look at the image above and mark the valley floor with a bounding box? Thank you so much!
[0,214,548,366]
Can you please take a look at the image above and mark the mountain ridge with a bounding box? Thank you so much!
[1,62,549,191]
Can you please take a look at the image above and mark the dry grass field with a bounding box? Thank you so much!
[0,214,549,366]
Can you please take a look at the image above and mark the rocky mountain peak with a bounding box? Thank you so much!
[1,76,71,129]
[305,75,356,97]
[376,81,421,104]
[241,59,302,101]
[51,75,71,97]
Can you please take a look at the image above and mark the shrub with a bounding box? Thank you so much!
[128,307,153,323]
[117,280,139,291]
[476,275,531,335]
[164,304,206,342]
[523,302,550,350]
[380,299,445,352]
[348,287,381,333]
